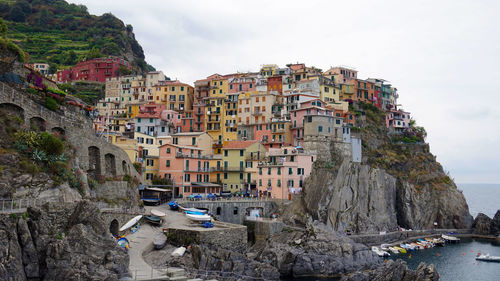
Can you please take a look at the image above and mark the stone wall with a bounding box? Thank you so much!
[245,219,284,242]
[168,222,248,253]
[179,200,279,224]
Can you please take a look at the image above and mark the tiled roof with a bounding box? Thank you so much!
[223,140,259,149]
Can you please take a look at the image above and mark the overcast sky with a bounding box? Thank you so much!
[69,0,500,184]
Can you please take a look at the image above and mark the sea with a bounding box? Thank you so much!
[283,183,500,281]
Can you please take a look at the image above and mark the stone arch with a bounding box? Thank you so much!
[109,219,119,236]
[0,102,24,120]
[216,206,222,215]
[105,153,117,177]
[51,127,66,138]
[233,207,239,215]
[29,116,46,132]
[88,146,101,179]
[122,160,129,174]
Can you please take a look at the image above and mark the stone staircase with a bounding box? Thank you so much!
[133,267,217,281]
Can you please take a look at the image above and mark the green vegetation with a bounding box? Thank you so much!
[151,175,172,187]
[44,96,58,110]
[58,81,105,104]
[0,0,154,72]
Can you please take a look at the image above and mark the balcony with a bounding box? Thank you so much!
[175,152,211,159]
[212,142,223,148]
[184,167,210,173]
[253,111,262,116]
[195,111,204,116]
[209,167,223,172]
[223,166,244,172]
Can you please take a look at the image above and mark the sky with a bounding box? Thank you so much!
[68,0,500,184]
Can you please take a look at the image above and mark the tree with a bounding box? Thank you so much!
[101,42,120,56]
[14,1,31,15]
[63,50,78,65]
[86,47,103,59]
[0,18,7,36]
[0,3,9,14]
[37,7,51,27]
[117,65,132,76]
[10,6,26,22]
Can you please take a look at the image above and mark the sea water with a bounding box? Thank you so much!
[459,183,500,218]
[282,184,500,280]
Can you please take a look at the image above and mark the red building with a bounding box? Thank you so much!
[56,57,131,83]
[267,76,283,93]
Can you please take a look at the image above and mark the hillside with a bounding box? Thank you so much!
[0,0,154,73]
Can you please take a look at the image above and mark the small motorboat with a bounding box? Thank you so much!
[410,242,424,250]
[401,243,415,250]
[371,246,390,257]
[183,207,208,214]
[394,246,407,254]
[442,234,460,243]
[168,201,179,210]
[476,254,500,262]
[153,233,167,250]
[380,244,390,251]
[202,221,214,228]
[145,215,163,225]
[186,213,211,222]
[151,209,166,218]
[119,215,143,232]
[185,210,206,215]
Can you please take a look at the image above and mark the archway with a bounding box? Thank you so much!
[29,116,46,132]
[105,153,117,177]
[51,127,66,138]
[122,160,129,174]
[216,207,222,215]
[88,146,101,179]
[0,102,24,120]
[109,219,119,236]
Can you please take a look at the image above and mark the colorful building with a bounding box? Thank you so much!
[56,57,131,83]
[153,80,194,112]
[386,109,411,132]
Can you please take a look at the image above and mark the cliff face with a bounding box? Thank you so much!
[301,103,472,233]
[0,201,129,281]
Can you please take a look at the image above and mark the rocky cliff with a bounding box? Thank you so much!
[471,210,500,236]
[300,103,472,234]
[340,259,439,281]
[0,201,129,281]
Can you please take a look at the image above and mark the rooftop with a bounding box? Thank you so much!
[223,140,259,150]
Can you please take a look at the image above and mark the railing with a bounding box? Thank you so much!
[0,199,38,213]
[183,167,210,172]
[176,152,212,159]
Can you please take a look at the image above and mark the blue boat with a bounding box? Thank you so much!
[168,201,179,210]
[202,221,214,228]
[185,210,205,215]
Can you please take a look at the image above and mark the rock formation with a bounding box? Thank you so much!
[0,201,130,281]
[340,259,439,281]
[472,210,500,236]
[249,223,380,278]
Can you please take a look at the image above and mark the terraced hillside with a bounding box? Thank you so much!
[0,0,154,73]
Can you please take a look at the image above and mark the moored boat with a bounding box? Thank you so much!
[168,201,179,210]
[119,215,143,232]
[394,246,407,253]
[145,215,163,225]
[442,234,460,243]
[153,233,167,249]
[371,246,390,257]
[388,247,400,254]
[186,213,211,222]
[151,209,166,218]
[476,254,500,262]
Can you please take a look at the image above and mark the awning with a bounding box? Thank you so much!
[191,182,221,187]
[145,187,172,192]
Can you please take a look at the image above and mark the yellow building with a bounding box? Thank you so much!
[222,140,267,193]
[134,131,163,183]
[113,136,139,164]
[209,154,223,185]
[153,80,194,112]
[259,64,278,77]
[126,104,141,119]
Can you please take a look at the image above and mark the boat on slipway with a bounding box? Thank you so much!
[186,213,212,222]
[371,246,390,257]
[153,233,167,250]
[151,209,166,218]
[119,215,143,232]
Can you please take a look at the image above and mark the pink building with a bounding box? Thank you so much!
[290,99,332,146]
[158,144,220,197]
[228,77,256,93]
[386,109,411,132]
[257,146,316,199]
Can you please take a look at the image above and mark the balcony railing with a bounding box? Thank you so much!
[183,167,210,172]
[222,166,244,172]
[176,152,211,159]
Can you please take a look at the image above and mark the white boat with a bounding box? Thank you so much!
[180,207,208,214]
[441,234,460,243]
[388,247,400,254]
[119,215,143,232]
[171,246,186,257]
[476,254,500,262]
[151,209,166,218]
[371,246,390,257]
[380,244,390,251]
[186,213,211,222]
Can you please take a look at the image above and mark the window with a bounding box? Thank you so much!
[240,150,244,156]
[277,179,281,187]
[277,167,281,175]
[224,150,228,156]
[233,207,238,215]
[259,167,262,175]
[268,179,272,187]
[166,160,170,167]
[259,179,262,186]
[318,126,323,132]
[192,137,196,145]
[167,148,171,154]
[289,167,293,175]
[224,173,228,179]
[239,173,243,179]
[185,174,190,182]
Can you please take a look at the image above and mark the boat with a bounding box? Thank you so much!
[117,237,130,250]
[202,221,214,228]
[182,207,208,214]
[371,246,390,257]
[388,247,400,254]
[476,254,500,262]
[400,244,412,250]
[185,210,206,215]
[380,244,390,251]
[172,246,186,257]
[153,233,167,250]
[410,242,424,250]
[151,209,166,218]
[442,234,460,243]
[394,246,407,254]
[186,213,211,222]
[168,201,179,210]
[145,215,163,225]
[141,198,160,205]
[119,215,143,232]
